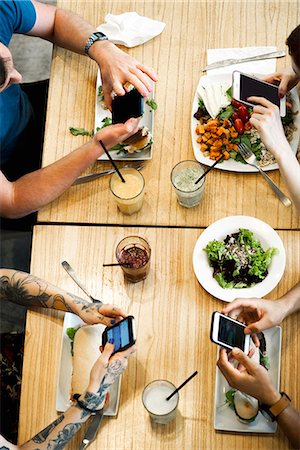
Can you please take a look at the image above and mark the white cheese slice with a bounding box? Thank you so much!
[197,77,231,118]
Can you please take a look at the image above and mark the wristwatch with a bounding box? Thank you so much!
[260,392,291,421]
[84,32,108,55]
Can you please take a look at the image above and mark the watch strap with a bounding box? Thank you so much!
[84,32,108,55]
[261,392,291,421]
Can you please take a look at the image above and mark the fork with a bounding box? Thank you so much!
[61,261,103,305]
[73,161,144,186]
[237,143,292,207]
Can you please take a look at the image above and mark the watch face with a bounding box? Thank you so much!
[93,32,107,40]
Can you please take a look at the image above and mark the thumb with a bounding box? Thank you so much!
[101,341,115,363]
[231,348,256,373]
[278,77,288,98]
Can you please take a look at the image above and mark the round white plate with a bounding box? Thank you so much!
[193,215,286,302]
[190,73,300,172]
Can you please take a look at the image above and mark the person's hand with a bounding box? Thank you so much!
[77,302,127,326]
[222,298,285,345]
[263,68,300,98]
[93,117,141,152]
[89,41,158,109]
[78,342,136,412]
[217,348,280,406]
[248,96,291,159]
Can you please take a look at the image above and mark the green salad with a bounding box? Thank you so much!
[204,228,277,288]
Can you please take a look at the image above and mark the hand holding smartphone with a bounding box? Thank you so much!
[112,89,144,124]
[102,316,136,355]
[210,311,250,353]
[232,71,286,117]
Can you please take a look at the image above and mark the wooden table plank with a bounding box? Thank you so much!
[37,0,300,228]
[19,225,299,449]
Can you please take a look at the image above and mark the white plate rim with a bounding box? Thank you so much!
[190,73,300,172]
[192,215,286,302]
[94,70,154,161]
[214,326,282,433]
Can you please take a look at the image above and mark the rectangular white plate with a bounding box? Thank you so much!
[94,71,154,160]
[56,312,121,416]
[214,326,282,433]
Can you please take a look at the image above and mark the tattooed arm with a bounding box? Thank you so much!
[0,269,127,326]
[0,343,135,449]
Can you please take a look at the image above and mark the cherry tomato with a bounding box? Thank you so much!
[244,121,252,131]
[232,111,239,122]
[232,99,244,109]
[238,105,249,123]
[234,118,244,134]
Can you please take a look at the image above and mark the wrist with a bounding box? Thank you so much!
[88,39,114,61]
[261,389,281,407]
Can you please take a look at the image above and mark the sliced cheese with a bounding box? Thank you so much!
[197,77,231,118]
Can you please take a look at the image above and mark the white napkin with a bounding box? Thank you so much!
[207,46,277,76]
[97,12,165,48]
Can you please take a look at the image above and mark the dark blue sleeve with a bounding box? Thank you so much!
[0,0,36,46]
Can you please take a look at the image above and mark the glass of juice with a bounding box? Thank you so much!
[171,160,205,208]
[110,168,145,215]
[142,380,179,424]
[116,236,151,283]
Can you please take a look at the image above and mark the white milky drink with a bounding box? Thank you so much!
[142,380,179,424]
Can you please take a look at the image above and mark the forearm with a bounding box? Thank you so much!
[278,282,300,320]
[275,142,300,214]
[0,269,89,314]
[20,405,91,449]
[52,7,113,60]
[277,404,300,449]
[1,140,102,219]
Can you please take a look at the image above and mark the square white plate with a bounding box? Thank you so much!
[94,71,154,160]
[214,326,282,432]
[56,312,121,416]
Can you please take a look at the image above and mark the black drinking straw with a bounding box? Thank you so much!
[99,140,125,183]
[166,371,198,401]
[194,155,224,184]
[103,263,121,267]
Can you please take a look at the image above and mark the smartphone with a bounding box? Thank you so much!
[210,311,250,353]
[232,71,286,117]
[102,316,136,354]
[112,88,144,124]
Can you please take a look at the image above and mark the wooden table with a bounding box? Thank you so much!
[37,0,300,229]
[19,225,300,449]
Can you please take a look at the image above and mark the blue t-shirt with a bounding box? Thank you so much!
[0,0,36,165]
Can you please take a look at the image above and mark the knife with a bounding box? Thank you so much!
[73,169,114,186]
[80,409,104,450]
[202,50,286,72]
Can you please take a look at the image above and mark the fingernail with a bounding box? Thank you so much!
[279,92,284,99]
[109,338,114,344]
[110,319,116,324]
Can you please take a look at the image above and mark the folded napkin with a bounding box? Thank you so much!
[207,46,277,76]
[97,12,165,47]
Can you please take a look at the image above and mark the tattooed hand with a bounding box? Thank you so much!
[78,342,136,412]
[76,301,128,327]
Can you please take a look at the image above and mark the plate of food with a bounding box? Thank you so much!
[56,312,121,415]
[214,326,282,432]
[192,215,285,302]
[94,71,156,160]
[191,73,300,172]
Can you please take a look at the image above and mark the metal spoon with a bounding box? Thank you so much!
[61,261,103,305]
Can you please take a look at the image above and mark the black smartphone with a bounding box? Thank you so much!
[112,88,144,124]
[232,71,286,116]
[210,311,250,352]
[102,315,136,354]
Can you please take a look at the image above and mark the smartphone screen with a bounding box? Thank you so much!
[239,73,280,107]
[103,316,136,354]
[218,315,246,349]
[112,89,144,124]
